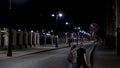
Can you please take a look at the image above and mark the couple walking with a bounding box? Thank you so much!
[68,42,88,68]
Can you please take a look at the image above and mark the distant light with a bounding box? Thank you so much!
[74,27,77,30]
[87,33,90,36]
[18,29,21,32]
[36,30,39,32]
[78,27,80,30]
[51,14,55,17]
[51,30,53,32]
[43,33,45,35]
[3,28,6,30]
[87,33,91,36]
[65,32,68,35]
[46,33,51,36]
[81,30,84,33]
[48,31,51,34]
[74,27,81,30]
[58,13,63,17]
[31,30,33,32]
[83,32,86,34]
[42,29,45,32]
[65,22,69,25]
[79,30,82,33]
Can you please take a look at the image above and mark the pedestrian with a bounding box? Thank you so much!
[68,45,77,68]
[76,42,88,68]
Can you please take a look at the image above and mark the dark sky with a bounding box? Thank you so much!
[0,0,112,32]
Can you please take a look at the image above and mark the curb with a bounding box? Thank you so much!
[11,46,69,58]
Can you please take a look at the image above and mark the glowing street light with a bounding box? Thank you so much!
[65,22,69,25]
[51,12,64,33]
[31,30,33,33]
[51,12,64,48]
[18,29,21,32]
[78,27,81,30]
[58,13,63,17]
[74,26,81,45]
[51,30,53,32]
[74,27,81,30]
[52,12,64,20]
[51,14,55,17]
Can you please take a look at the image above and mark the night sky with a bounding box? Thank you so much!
[0,0,112,33]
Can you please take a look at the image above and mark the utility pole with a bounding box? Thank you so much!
[7,0,12,57]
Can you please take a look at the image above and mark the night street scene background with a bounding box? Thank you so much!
[0,0,120,68]
[0,0,105,34]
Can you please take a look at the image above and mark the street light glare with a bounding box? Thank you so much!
[51,14,55,17]
[78,27,80,29]
[58,13,63,17]
[65,22,69,25]
[18,29,21,31]
[31,30,33,32]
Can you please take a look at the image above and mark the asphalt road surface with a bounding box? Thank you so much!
[0,48,70,68]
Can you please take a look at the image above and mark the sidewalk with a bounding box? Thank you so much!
[0,41,94,61]
[93,43,120,68]
[71,41,94,46]
[0,43,68,60]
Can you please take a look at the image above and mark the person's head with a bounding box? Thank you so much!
[80,42,84,48]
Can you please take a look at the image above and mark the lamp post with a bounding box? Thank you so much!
[74,27,81,45]
[51,12,63,48]
[65,22,71,32]
[7,0,12,57]
[65,22,71,47]
[51,12,63,33]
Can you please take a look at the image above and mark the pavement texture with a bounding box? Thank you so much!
[93,43,120,68]
[0,41,94,61]
[0,43,68,60]
[1,41,120,68]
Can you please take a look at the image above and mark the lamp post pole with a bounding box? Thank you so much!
[65,22,71,47]
[7,0,12,57]
[74,27,80,46]
[52,12,63,48]
[55,14,58,48]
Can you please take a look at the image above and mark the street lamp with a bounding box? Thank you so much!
[52,12,63,17]
[7,0,12,57]
[65,22,72,47]
[51,14,55,17]
[51,12,64,48]
[65,22,71,31]
[58,13,63,17]
[74,27,81,45]
[65,22,69,25]
[51,12,64,35]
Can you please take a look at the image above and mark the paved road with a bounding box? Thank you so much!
[0,48,70,68]
[0,42,95,68]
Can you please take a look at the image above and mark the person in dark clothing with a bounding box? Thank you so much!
[76,42,87,68]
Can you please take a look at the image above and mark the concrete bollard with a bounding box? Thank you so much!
[0,28,1,48]
[36,32,40,46]
[11,29,16,49]
[23,30,28,48]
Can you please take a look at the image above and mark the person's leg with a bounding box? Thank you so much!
[69,63,73,68]
[82,62,88,68]
[73,63,77,68]
[76,62,81,68]
[76,64,80,68]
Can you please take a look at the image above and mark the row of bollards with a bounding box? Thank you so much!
[5,29,59,57]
